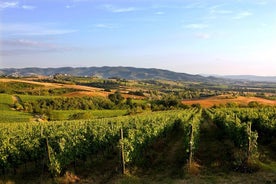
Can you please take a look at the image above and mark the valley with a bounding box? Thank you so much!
[0,71,276,183]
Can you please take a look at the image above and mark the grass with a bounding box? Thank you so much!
[49,109,128,120]
[0,94,32,123]
[2,170,276,184]
[257,161,276,172]
[18,94,57,102]
[132,99,148,105]
[0,94,13,110]
[7,94,130,121]
[0,110,32,123]
[0,81,43,92]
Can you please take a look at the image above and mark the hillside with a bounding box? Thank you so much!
[221,75,276,82]
[0,66,219,82]
[2,67,276,83]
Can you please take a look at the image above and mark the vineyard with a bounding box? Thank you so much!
[0,109,200,174]
[0,107,276,183]
[204,108,274,171]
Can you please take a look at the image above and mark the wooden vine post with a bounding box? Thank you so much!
[188,118,194,170]
[120,128,126,175]
[41,125,54,178]
[45,138,51,167]
[40,125,46,182]
[247,122,252,162]
[188,125,193,168]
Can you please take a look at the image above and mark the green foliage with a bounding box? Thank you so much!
[19,94,58,102]
[126,98,133,108]
[0,81,82,95]
[191,103,201,109]
[51,109,128,121]
[0,105,276,175]
[0,94,13,110]
[233,107,276,144]
[176,108,202,162]
[128,90,144,96]
[0,109,199,175]
[0,110,32,123]
[75,79,120,89]
[68,112,93,120]
[21,96,115,114]
[0,82,43,94]
[151,94,184,110]
[0,94,32,123]
[248,101,262,108]
[108,90,124,105]
[206,108,267,169]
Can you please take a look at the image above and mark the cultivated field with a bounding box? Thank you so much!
[0,77,276,183]
[182,95,276,107]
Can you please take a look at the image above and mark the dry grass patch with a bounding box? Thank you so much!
[182,95,276,108]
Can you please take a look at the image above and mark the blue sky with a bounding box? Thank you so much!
[1,0,276,75]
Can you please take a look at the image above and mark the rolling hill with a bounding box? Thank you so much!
[0,66,218,82]
[2,66,276,83]
[221,75,276,82]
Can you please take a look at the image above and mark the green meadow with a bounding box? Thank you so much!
[0,94,32,123]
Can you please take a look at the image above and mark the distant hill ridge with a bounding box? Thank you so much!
[221,75,276,82]
[0,66,214,82]
[1,66,276,82]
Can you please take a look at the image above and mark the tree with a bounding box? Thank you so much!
[126,97,133,108]
[108,90,124,105]
[248,101,261,108]
[151,94,183,110]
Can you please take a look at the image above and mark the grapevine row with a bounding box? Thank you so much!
[0,109,200,175]
[205,107,276,168]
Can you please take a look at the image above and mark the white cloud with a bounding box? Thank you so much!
[95,24,114,29]
[65,5,74,9]
[185,24,208,29]
[71,0,90,2]
[233,11,252,19]
[113,7,135,13]
[0,1,18,9]
[212,9,232,14]
[22,5,36,10]
[184,2,205,9]
[1,39,76,56]
[0,2,36,10]
[261,23,268,27]
[207,4,233,20]
[1,23,77,36]
[155,11,164,15]
[195,33,211,39]
[3,39,56,48]
[256,1,267,5]
[102,4,137,13]
[23,29,77,36]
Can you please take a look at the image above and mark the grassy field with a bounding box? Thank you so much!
[0,78,105,93]
[49,109,128,120]
[0,93,129,122]
[0,94,13,110]
[18,94,58,102]
[0,110,32,123]
[0,94,32,123]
